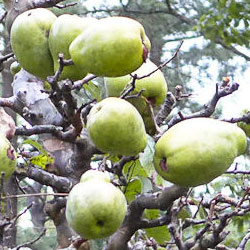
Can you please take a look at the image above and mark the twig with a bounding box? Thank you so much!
[13,202,34,225]
[136,40,184,80]
[1,192,68,200]
[0,52,14,63]
[72,74,97,90]
[237,231,250,250]
[16,228,46,250]
[55,2,77,8]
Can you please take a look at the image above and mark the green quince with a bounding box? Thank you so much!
[49,14,97,80]
[154,118,247,187]
[105,59,168,106]
[10,61,21,75]
[86,97,147,156]
[237,109,250,138]
[0,133,17,180]
[66,180,127,239]
[69,16,151,77]
[10,8,57,79]
[80,169,110,183]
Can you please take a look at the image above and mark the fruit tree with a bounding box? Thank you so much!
[0,0,250,250]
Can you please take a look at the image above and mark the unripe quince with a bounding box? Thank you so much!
[237,109,250,138]
[10,8,57,79]
[66,180,127,239]
[69,16,151,77]
[154,118,247,187]
[49,14,97,81]
[10,61,21,75]
[87,97,147,156]
[0,133,17,180]
[80,169,110,183]
[105,59,168,106]
[105,60,167,135]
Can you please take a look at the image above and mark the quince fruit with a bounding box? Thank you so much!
[66,177,127,239]
[86,97,147,156]
[105,60,167,134]
[10,61,21,75]
[105,59,168,106]
[237,109,250,138]
[0,133,17,180]
[49,14,97,80]
[10,8,56,79]
[154,118,247,187]
[80,169,110,183]
[69,16,151,77]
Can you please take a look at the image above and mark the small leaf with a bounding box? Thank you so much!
[30,154,54,169]
[83,81,102,101]
[144,209,170,244]
[124,178,142,204]
[22,139,47,155]
[139,134,155,176]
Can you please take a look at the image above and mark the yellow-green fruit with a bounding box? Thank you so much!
[49,14,97,80]
[154,118,247,187]
[69,16,151,77]
[237,109,250,138]
[10,8,56,79]
[10,61,21,75]
[127,96,156,135]
[66,180,127,239]
[105,59,168,106]
[80,170,110,183]
[87,97,147,156]
[0,133,17,180]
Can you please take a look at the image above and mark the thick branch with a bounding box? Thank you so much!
[105,185,188,250]
[16,165,72,193]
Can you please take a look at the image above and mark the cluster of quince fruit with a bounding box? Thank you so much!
[9,7,249,240]
[10,8,151,80]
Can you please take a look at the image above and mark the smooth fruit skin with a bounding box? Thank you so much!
[10,8,57,79]
[0,133,17,180]
[80,169,110,183]
[69,16,151,77]
[237,109,250,138]
[87,97,147,156]
[49,14,97,80]
[154,118,247,187]
[105,59,168,106]
[10,61,21,75]
[66,181,127,239]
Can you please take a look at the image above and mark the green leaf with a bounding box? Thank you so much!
[22,139,47,154]
[83,81,102,101]
[30,154,54,169]
[124,178,142,204]
[123,160,147,179]
[144,209,170,244]
[139,134,155,176]
[23,140,54,169]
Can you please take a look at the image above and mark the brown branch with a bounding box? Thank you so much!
[168,81,239,128]
[2,192,68,200]
[105,185,188,250]
[16,228,46,250]
[237,231,250,250]
[15,165,72,193]
[136,40,184,80]
[72,74,97,90]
